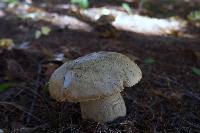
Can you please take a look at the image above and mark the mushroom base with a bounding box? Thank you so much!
[80,93,126,122]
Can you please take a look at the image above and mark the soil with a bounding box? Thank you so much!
[0,1,200,133]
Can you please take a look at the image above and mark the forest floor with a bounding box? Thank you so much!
[0,0,200,132]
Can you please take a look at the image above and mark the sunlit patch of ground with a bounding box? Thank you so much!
[6,3,92,31]
[5,2,187,36]
[82,7,185,35]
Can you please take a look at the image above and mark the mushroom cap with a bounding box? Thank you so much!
[49,51,142,102]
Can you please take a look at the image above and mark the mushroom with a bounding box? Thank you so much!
[49,51,142,122]
[95,14,118,38]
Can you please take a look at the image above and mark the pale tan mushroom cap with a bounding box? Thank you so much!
[49,51,142,102]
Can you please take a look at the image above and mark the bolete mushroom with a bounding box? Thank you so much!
[49,51,142,122]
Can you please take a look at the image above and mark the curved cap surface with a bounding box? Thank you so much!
[49,51,142,102]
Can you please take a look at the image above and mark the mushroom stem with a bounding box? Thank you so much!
[80,93,126,122]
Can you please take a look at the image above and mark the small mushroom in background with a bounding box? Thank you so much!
[49,51,142,122]
[94,14,118,38]
[96,14,115,25]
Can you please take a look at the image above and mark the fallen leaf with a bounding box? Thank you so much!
[53,53,65,61]
[0,83,12,92]
[43,83,49,93]
[191,67,200,76]
[71,0,89,9]
[144,57,155,64]
[2,0,17,4]
[41,26,51,35]
[122,3,132,14]
[26,6,43,13]
[0,38,14,50]
[35,30,42,39]
[188,10,200,21]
